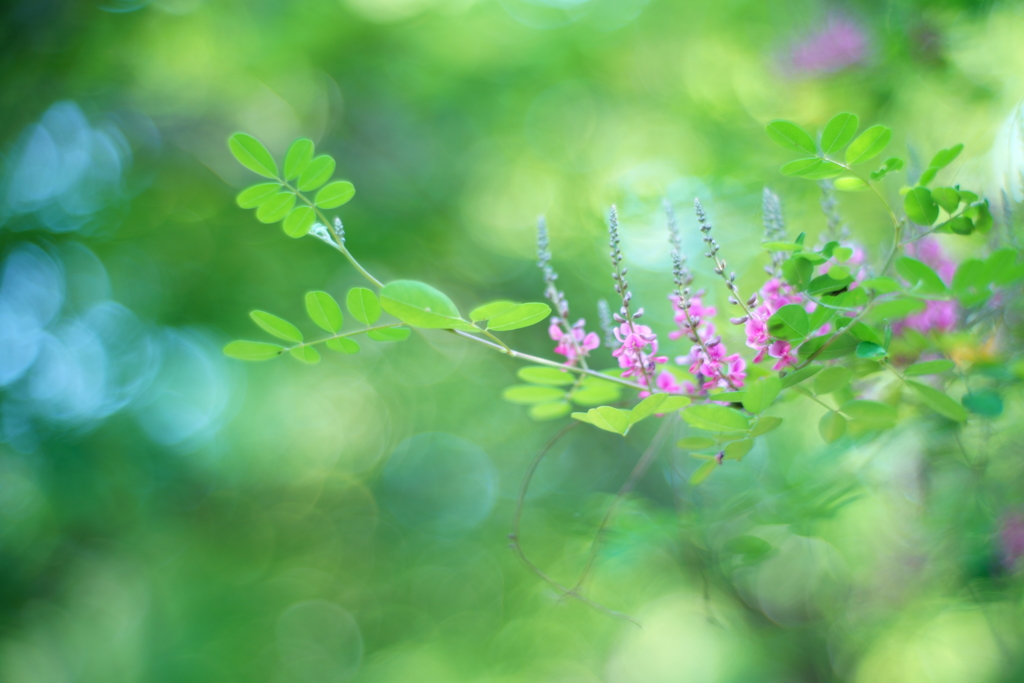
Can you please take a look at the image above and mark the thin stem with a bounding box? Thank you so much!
[282,179,384,288]
[834,163,903,276]
[452,330,692,395]
[508,422,641,627]
[285,322,404,351]
[569,415,676,592]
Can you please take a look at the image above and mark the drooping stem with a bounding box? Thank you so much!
[569,414,676,593]
[508,422,641,626]
[285,322,405,351]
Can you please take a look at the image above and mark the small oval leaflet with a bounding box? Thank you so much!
[250,310,303,343]
[517,366,574,386]
[682,405,749,432]
[905,359,955,376]
[237,183,281,209]
[819,411,846,443]
[741,376,781,414]
[223,340,284,361]
[502,385,566,405]
[229,133,279,179]
[297,155,336,192]
[678,436,716,450]
[765,120,817,155]
[256,192,297,224]
[689,459,718,486]
[380,280,463,329]
[768,304,810,340]
[820,112,859,154]
[813,366,853,395]
[347,287,381,325]
[368,327,411,342]
[284,138,314,180]
[530,401,572,421]
[289,346,321,364]
[304,291,344,333]
[845,125,891,165]
[284,206,316,238]
[470,301,516,322]
[904,187,939,226]
[327,337,360,354]
[315,181,355,209]
[907,380,967,422]
[486,303,551,331]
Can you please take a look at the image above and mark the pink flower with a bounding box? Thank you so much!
[788,16,869,75]
[1000,514,1024,569]
[895,238,960,335]
[549,319,600,365]
[768,340,798,371]
[612,322,667,387]
[669,293,746,391]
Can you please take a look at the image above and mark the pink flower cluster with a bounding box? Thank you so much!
[670,295,746,391]
[549,319,599,365]
[612,322,667,385]
[788,16,869,75]
[896,238,959,335]
[744,279,804,370]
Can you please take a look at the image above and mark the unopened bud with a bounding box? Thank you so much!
[730,316,749,325]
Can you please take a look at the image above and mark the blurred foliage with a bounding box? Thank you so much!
[3,0,1024,681]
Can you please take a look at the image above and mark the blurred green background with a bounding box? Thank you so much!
[3,0,1024,681]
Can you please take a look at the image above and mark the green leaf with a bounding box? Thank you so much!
[849,322,885,346]
[256,192,296,224]
[284,138,314,181]
[315,181,356,209]
[906,380,966,421]
[502,385,566,405]
[780,365,822,389]
[931,187,960,213]
[841,400,897,429]
[678,436,716,450]
[929,143,963,172]
[917,167,938,187]
[470,301,516,322]
[868,297,927,322]
[820,113,859,154]
[828,265,850,280]
[682,405,749,432]
[808,273,853,296]
[765,120,816,154]
[819,411,846,443]
[237,183,282,208]
[518,366,574,386]
[346,288,382,325]
[870,157,904,180]
[762,241,802,251]
[368,327,411,342]
[905,360,954,376]
[943,216,974,235]
[223,340,284,361]
[289,346,321,364]
[250,310,303,343]
[742,376,781,413]
[657,396,692,412]
[486,303,551,331]
[689,459,718,485]
[724,439,753,461]
[576,406,631,435]
[856,341,887,358]
[529,401,572,421]
[570,382,622,407]
[834,176,869,192]
[962,390,1003,417]
[750,416,783,436]
[860,276,902,294]
[813,366,853,394]
[304,291,343,333]
[781,158,844,179]
[283,206,316,238]
[768,304,810,340]
[782,257,814,291]
[229,133,279,179]
[845,125,891,165]
[297,155,336,192]
[327,337,359,354]
[904,188,939,226]
[630,394,668,424]
[808,301,836,333]
[798,332,859,361]
[896,257,947,297]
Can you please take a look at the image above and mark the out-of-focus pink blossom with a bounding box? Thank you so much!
[788,16,869,75]
[896,238,960,335]
[1000,514,1024,569]
[669,294,745,391]
[744,278,803,366]
[549,319,599,365]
